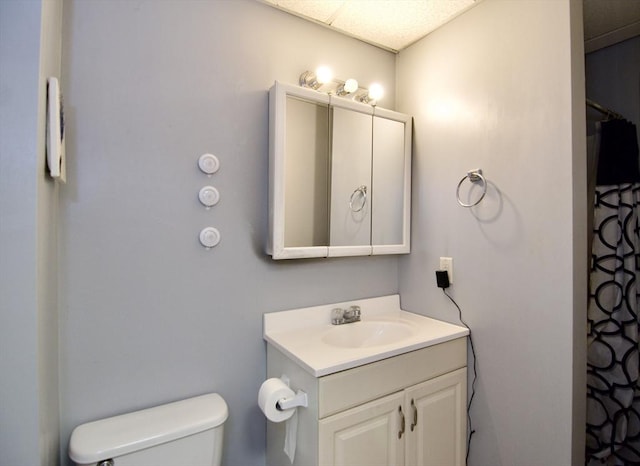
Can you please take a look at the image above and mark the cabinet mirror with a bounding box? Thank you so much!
[267,81,411,260]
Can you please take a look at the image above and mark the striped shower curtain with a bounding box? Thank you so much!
[587,119,640,464]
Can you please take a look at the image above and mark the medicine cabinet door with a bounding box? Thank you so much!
[328,105,373,257]
[371,109,411,255]
[284,96,330,248]
[268,82,331,259]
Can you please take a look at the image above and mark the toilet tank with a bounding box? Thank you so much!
[69,393,228,466]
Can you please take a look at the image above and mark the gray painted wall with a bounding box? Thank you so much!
[0,3,41,462]
[2,0,593,464]
[396,0,587,464]
[58,1,398,465]
[0,0,62,464]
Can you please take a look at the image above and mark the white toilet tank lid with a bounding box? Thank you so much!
[69,393,228,464]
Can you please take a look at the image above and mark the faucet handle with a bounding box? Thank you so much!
[331,308,345,325]
[347,305,361,318]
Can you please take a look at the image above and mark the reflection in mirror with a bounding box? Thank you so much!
[284,96,329,247]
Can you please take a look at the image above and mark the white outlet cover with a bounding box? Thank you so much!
[439,257,453,284]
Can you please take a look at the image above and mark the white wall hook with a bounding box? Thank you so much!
[199,186,220,207]
[198,153,220,174]
[199,227,221,248]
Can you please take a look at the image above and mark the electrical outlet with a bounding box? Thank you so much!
[439,257,453,284]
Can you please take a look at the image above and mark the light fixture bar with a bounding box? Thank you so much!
[298,69,383,106]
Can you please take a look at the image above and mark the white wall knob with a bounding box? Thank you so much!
[198,186,220,207]
[199,227,221,248]
[198,153,220,174]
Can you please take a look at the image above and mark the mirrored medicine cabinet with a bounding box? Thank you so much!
[267,81,412,260]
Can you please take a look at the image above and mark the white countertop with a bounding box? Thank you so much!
[263,295,469,377]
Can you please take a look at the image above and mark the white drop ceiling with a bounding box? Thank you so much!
[260,0,479,52]
[260,0,640,53]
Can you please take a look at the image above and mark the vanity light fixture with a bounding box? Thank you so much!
[299,66,333,90]
[298,68,383,106]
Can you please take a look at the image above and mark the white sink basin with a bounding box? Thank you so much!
[263,295,469,376]
[322,321,414,348]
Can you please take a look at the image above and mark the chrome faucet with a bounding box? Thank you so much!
[331,305,361,325]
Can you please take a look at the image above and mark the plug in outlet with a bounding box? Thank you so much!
[439,257,453,284]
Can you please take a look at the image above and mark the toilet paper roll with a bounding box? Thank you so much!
[258,378,296,423]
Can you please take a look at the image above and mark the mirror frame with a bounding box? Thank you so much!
[267,81,411,260]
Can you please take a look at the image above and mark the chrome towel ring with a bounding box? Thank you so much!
[456,169,487,207]
[349,185,367,212]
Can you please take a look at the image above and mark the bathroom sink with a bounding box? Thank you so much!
[263,295,469,376]
[321,321,414,348]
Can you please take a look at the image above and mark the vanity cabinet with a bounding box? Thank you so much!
[319,368,466,466]
[267,81,412,260]
[265,337,467,466]
[404,369,467,466]
[319,391,404,466]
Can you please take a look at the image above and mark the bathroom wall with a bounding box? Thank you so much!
[397,0,587,464]
[58,1,398,465]
[0,0,62,464]
[585,36,640,128]
[4,0,589,464]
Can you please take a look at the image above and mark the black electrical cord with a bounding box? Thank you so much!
[442,288,477,465]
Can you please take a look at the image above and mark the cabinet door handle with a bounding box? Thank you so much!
[349,185,367,212]
[398,406,405,439]
[410,399,418,431]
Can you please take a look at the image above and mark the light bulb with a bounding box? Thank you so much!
[336,78,359,97]
[368,83,384,101]
[315,66,333,85]
[343,78,358,93]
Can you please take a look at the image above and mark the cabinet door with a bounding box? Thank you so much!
[329,106,373,254]
[319,391,405,466]
[371,114,406,249]
[405,368,467,466]
[283,95,330,248]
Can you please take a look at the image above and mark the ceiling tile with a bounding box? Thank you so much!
[260,0,479,52]
[262,0,345,23]
[331,0,476,51]
[261,0,640,53]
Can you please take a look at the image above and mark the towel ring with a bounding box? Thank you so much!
[456,169,487,207]
[349,185,367,212]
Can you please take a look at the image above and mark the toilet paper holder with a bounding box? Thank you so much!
[276,389,308,411]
